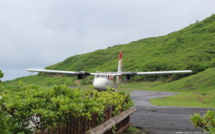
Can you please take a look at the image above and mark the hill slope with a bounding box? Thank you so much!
[151,67,215,92]
[149,67,215,108]
[46,15,215,75]
[8,14,215,85]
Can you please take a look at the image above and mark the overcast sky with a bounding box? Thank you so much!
[1,0,215,81]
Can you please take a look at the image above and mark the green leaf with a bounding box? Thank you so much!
[205,110,215,120]
[191,113,203,127]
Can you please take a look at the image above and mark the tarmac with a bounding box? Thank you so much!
[129,90,212,134]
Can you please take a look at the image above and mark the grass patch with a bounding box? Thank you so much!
[150,92,215,108]
[5,75,79,86]
[148,68,215,108]
[116,81,164,90]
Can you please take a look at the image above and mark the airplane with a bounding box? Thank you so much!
[28,52,192,91]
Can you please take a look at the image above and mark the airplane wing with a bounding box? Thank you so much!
[28,69,192,79]
[112,70,192,76]
[28,69,78,74]
[28,69,192,76]
[28,69,92,79]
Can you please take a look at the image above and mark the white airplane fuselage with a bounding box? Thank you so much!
[93,74,115,90]
[93,52,122,90]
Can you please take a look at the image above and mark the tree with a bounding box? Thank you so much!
[0,70,3,83]
[0,70,3,78]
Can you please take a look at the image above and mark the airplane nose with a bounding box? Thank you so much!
[93,78,107,90]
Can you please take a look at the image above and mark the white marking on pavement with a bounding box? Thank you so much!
[131,91,156,97]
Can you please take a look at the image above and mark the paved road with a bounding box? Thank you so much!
[129,90,212,134]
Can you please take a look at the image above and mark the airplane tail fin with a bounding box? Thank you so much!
[117,52,123,73]
[116,52,122,85]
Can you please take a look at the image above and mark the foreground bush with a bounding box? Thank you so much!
[191,110,215,133]
[0,82,133,133]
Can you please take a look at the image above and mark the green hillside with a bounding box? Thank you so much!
[7,14,215,85]
[46,15,215,76]
[149,68,215,108]
[151,67,215,92]
[5,76,78,86]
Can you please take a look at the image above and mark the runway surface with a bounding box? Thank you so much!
[129,90,212,134]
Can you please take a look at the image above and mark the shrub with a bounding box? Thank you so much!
[191,110,215,133]
[0,82,133,133]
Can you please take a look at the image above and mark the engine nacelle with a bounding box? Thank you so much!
[77,71,90,79]
[77,74,86,79]
[125,72,137,80]
[126,75,131,80]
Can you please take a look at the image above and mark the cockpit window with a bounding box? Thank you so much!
[101,75,107,78]
[95,74,108,78]
[95,75,100,78]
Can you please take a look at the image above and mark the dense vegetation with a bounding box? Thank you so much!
[0,83,133,133]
